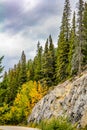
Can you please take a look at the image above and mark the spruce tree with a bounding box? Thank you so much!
[0,56,4,104]
[42,36,56,86]
[56,0,71,83]
[0,56,4,78]
[68,12,77,75]
[41,39,49,85]
[0,71,8,104]
[77,0,84,73]
[83,3,87,42]
[34,42,43,81]
[27,59,34,81]
[4,67,18,104]
[2,71,8,89]
[16,61,21,87]
[20,51,27,85]
[48,35,56,85]
[64,0,71,41]
[82,2,87,66]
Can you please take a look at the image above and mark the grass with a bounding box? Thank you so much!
[81,126,87,130]
[36,117,77,130]
[32,117,87,130]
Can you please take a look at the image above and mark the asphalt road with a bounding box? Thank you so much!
[0,126,39,130]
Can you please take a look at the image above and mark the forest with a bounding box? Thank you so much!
[0,0,87,125]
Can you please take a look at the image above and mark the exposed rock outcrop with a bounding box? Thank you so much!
[28,74,87,128]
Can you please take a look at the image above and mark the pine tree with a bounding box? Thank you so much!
[68,12,77,75]
[83,3,87,42]
[5,68,18,104]
[41,38,49,85]
[27,59,34,81]
[0,56,4,105]
[48,35,56,85]
[77,0,84,73]
[0,56,4,78]
[82,2,87,66]
[34,42,43,81]
[20,51,27,85]
[16,61,21,87]
[56,0,71,83]
[2,71,8,89]
[41,36,56,86]
[0,71,8,104]
[64,0,71,41]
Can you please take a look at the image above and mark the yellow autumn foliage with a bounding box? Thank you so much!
[9,80,47,123]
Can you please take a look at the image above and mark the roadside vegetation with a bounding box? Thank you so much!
[37,118,76,130]
[29,118,87,130]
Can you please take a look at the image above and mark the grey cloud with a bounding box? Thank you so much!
[0,0,23,21]
[0,0,64,33]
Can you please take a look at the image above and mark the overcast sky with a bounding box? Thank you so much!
[0,0,85,71]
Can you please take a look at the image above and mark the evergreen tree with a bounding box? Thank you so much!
[27,59,34,81]
[0,71,8,105]
[20,51,27,85]
[42,36,56,86]
[5,67,18,104]
[0,56,4,105]
[2,71,8,89]
[68,12,77,75]
[34,42,43,81]
[77,0,84,73]
[0,56,4,78]
[16,61,21,87]
[48,35,56,85]
[82,2,87,66]
[64,0,71,41]
[83,2,87,42]
[12,64,20,97]
[41,39,49,85]
[56,0,71,83]
[44,39,49,54]
[33,56,38,80]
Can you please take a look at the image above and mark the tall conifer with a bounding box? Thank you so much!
[56,0,71,82]
[48,35,56,85]
[34,42,43,81]
[0,56,4,78]
[68,12,77,75]
[77,0,84,73]
[41,36,56,86]
[20,51,27,85]
[82,2,87,66]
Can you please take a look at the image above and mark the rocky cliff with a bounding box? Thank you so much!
[28,73,87,128]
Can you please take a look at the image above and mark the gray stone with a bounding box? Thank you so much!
[28,74,87,128]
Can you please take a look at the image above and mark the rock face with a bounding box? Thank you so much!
[28,74,87,128]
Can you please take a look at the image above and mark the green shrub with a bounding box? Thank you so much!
[38,117,76,130]
[81,126,87,130]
